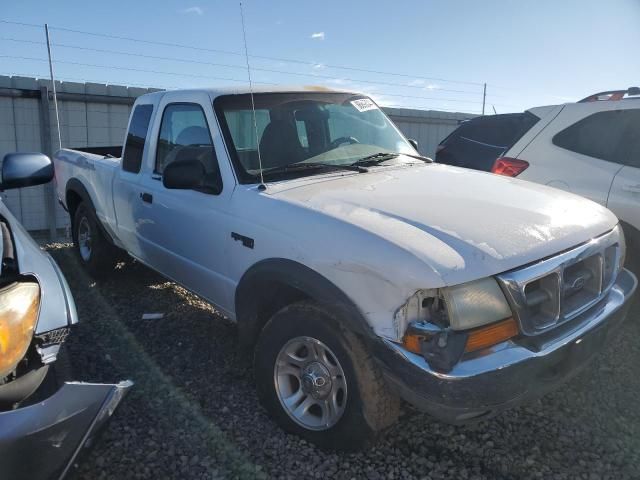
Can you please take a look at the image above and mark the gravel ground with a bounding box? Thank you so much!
[46,244,640,480]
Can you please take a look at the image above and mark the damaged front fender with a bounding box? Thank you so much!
[0,380,132,480]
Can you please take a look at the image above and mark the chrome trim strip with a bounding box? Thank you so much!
[377,268,636,423]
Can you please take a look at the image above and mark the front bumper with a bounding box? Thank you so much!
[0,380,132,480]
[377,268,637,423]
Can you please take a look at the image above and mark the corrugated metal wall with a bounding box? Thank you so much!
[0,75,474,234]
[0,75,160,233]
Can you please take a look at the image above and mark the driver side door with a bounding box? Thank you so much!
[135,94,235,314]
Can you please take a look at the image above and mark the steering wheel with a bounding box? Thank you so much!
[329,136,360,149]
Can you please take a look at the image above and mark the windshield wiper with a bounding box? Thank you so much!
[352,152,433,167]
[403,153,433,163]
[351,152,400,166]
[262,162,368,178]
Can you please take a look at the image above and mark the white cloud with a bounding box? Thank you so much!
[407,79,425,87]
[182,6,204,15]
[424,84,439,90]
[310,32,325,40]
[312,63,326,70]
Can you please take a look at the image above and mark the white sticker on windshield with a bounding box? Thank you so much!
[350,98,378,112]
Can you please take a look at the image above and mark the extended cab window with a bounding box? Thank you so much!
[553,109,640,166]
[223,109,271,170]
[155,103,222,191]
[122,104,153,173]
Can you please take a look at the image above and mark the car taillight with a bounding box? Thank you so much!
[491,157,529,177]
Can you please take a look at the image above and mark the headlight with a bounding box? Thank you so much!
[402,278,517,368]
[0,282,40,378]
[441,277,512,330]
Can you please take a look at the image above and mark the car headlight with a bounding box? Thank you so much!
[442,277,512,330]
[0,281,40,378]
[402,278,518,368]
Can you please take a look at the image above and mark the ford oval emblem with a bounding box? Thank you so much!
[570,276,586,290]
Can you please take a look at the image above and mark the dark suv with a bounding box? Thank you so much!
[435,112,539,171]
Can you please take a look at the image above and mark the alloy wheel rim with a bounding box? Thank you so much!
[274,336,347,431]
[77,216,92,261]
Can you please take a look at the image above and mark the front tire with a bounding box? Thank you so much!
[72,202,118,277]
[254,301,400,450]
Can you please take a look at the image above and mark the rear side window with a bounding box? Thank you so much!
[224,109,271,151]
[447,113,539,148]
[122,104,153,173]
[553,109,640,166]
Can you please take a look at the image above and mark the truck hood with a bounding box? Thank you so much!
[266,163,618,285]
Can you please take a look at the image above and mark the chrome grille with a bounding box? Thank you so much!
[498,227,623,336]
[562,254,602,317]
[36,327,70,346]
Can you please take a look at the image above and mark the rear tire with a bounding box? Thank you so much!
[254,301,400,450]
[72,202,118,277]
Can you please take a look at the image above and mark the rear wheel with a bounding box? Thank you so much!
[254,301,400,450]
[72,202,118,277]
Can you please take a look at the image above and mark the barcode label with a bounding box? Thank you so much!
[350,98,378,112]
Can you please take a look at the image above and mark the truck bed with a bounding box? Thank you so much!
[53,148,121,233]
[70,145,122,158]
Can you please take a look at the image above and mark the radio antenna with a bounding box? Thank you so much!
[239,1,266,191]
[44,24,62,151]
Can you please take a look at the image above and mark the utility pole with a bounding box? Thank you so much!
[482,82,487,116]
[44,23,62,151]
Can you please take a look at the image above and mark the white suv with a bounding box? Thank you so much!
[442,88,640,262]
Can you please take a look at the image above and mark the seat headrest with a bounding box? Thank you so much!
[176,126,210,146]
[258,120,304,168]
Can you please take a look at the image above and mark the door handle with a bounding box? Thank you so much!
[140,192,153,203]
[622,184,640,194]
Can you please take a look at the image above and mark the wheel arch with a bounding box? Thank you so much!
[65,178,90,223]
[235,258,373,352]
[620,220,640,246]
[620,220,640,272]
[65,178,115,244]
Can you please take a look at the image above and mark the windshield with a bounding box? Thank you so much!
[214,92,417,183]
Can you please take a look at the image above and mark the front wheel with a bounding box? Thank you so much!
[254,301,400,450]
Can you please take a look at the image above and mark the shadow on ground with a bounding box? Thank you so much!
[47,244,640,480]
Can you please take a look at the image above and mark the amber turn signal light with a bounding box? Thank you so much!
[464,317,518,353]
[402,332,424,355]
[403,318,519,356]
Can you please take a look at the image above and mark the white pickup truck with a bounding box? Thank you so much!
[54,86,637,449]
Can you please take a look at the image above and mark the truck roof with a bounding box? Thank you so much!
[137,85,360,102]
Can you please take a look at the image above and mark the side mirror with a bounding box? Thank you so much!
[163,159,206,190]
[1,153,54,190]
[408,139,419,151]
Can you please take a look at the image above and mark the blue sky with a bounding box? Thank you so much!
[2,0,639,114]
